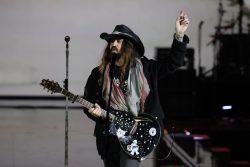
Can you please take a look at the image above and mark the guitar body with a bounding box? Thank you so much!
[40,79,161,160]
[109,109,161,160]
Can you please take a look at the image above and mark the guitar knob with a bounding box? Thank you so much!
[149,128,157,136]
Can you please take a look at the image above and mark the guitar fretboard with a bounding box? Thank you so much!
[60,87,115,121]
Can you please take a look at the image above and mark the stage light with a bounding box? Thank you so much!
[222,105,232,110]
[183,129,191,135]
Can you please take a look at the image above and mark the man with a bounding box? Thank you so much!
[83,11,190,167]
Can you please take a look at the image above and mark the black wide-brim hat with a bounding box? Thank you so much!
[100,24,145,57]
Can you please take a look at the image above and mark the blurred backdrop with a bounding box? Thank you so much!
[1,0,250,167]
[1,0,248,94]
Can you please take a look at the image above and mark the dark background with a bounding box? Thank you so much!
[156,34,250,166]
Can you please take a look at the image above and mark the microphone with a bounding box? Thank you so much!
[199,21,204,28]
[65,36,70,49]
[65,36,70,43]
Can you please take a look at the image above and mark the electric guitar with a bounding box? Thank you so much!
[40,79,161,160]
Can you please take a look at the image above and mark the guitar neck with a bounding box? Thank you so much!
[59,87,115,120]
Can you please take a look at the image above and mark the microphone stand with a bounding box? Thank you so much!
[238,0,244,35]
[103,54,117,164]
[198,20,204,78]
[64,36,70,167]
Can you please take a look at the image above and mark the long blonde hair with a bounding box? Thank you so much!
[98,39,140,81]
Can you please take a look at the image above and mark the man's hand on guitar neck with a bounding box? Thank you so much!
[89,103,102,118]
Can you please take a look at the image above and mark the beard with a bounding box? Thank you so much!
[110,51,122,61]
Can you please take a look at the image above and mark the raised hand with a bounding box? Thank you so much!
[175,11,190,37]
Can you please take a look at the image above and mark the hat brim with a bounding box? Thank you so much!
[100,32,135,42]
[100,32,145,56]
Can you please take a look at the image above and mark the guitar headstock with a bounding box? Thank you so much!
[40,79,62,94]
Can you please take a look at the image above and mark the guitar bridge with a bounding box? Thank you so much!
[134,117,153,122]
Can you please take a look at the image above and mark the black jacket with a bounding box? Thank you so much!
[83,35,189,157]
